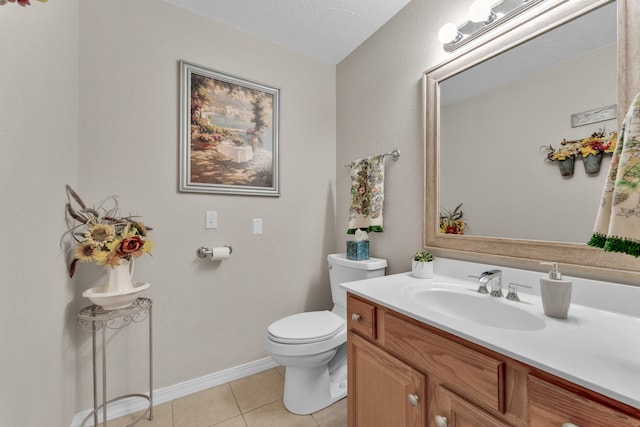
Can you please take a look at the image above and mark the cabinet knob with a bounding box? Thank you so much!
[562,424,578,427]
[434,415,448,427]
[407,394,419,407]
[351,313,361,322]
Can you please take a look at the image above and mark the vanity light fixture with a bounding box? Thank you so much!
[438,23,463,44]
[468,0,496,23]
[439,0,546,52]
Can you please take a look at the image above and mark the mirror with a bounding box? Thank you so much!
[440,2,616,243]
[424,0,640,277]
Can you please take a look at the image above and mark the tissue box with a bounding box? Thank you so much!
[346,240,370,260]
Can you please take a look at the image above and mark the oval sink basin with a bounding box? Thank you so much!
[406,287,546,331]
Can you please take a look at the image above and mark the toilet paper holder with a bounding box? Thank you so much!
[196,245,233,258]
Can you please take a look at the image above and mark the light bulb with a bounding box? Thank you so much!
[468,0,492,23]
[438,23,460,44]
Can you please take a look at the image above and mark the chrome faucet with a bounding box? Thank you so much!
[478,270,503,297]
[505,282,532,302]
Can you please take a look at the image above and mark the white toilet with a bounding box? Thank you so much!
[265,253,387,415]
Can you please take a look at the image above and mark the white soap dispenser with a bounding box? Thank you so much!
[539,261,572,319]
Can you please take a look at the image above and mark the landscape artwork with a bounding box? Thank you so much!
[179,60,280,196]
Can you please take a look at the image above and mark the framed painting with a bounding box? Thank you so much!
[179,60,280,196]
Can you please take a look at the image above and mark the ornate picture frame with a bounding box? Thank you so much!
[179,60,280,196]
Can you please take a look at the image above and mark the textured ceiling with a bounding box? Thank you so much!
[163,0,412,64]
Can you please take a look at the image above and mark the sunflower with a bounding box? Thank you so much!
[93,239,122,267]
[74,241,98,262]
[84,223,115,246]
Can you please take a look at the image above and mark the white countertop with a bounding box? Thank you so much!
[340,258,640,410]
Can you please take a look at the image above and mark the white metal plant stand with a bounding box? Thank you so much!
[78,297,153,427]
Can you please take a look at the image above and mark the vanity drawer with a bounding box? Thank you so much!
[383,311,505,413]
[436,386,512,427]
[528,375,640,426]
[347,294,377,340]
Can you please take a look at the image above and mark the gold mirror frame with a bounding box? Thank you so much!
[423,0,640,281]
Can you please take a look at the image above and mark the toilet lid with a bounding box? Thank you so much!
[268,311,345,344]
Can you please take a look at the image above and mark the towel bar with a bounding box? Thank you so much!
[344,149,400,167]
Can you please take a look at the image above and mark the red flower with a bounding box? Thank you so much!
[117,236,145,257]
[446,226,458,234]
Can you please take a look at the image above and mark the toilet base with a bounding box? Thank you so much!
[267,334,348,415]
[282,361,347,415]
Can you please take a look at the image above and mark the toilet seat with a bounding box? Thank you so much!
[267,311,345,344]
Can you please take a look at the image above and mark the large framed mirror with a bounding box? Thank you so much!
[424,0,640,279]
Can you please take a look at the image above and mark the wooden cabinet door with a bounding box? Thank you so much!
[348,332,426,427]
[433,386,512,427]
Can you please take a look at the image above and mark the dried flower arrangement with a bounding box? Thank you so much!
[541,129,617,176]
[439,203,467,235]
[578,130,617,157]
[540,129,617,161]
[0,0,47,6]
[61,185,153,277]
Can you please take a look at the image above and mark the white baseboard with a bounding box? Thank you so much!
[70,357,278,427]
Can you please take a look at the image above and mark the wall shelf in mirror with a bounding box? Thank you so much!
[423,0,640,282]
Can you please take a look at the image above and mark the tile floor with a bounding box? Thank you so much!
[108,367,347,427]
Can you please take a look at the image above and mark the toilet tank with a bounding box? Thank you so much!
[327,253,387,317]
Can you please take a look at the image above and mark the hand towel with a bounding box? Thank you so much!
[347,154,386,234]
[588,93,640,256]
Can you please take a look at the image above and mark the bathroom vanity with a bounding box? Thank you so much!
[383,0,640,423]
[343,259,640,427]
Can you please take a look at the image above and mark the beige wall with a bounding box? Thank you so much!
[2,0,335,423]
[74,0,336,412]
[0,1,80,425]
[337,0,469,273]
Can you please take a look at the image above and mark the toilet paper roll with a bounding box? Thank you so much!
[209,246,231,261]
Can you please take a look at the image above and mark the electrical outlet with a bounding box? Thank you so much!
[205,211,218,229]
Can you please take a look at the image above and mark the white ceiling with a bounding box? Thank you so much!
[163,0,412,64]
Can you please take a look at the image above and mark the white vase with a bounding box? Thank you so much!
[411,260,433,279]
[104,258,135,293]
[83,258,150,310]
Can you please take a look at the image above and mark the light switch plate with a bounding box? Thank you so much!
[205,211,218,229]
[253,218,263,235]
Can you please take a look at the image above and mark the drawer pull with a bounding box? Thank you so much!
[407,394,419,407]
[434,415,448,427]
[351,313,361,322]
[562,424,578,427]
